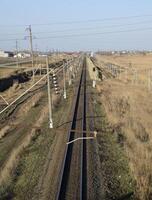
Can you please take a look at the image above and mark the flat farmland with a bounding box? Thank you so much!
[94,53,152,199]
[0,54,71,78]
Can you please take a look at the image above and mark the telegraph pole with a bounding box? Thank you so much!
[46,56,53,128]
[27,25,34,82]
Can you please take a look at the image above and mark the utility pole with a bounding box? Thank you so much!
[16,40,19,68]
[46,56,53,128]
[26,25,34,82]
[63,62,67,99]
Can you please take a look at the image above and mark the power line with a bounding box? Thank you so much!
[1,14,152,27]
[33,20,152,34]
[28,14,152,26]
[35,27,152,39]
[1,26,152,42]
[1,20,152,37]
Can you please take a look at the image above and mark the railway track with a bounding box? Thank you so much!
[56,57,87,200]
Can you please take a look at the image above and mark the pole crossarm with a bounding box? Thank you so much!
[66,136,95,145]
[56,128,97,136]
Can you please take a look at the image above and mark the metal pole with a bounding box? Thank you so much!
[46,56,53,128]
[28,25,34,82]
[35,44,38,69]
[63,63,67,99]
[16,40,19,68]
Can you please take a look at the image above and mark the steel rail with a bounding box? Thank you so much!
[56,67,83,199]
[81,58,87,200]
[56,57,87,200]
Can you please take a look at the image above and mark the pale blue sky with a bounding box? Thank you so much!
[0,0,152,51]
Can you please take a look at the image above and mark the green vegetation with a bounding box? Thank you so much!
[94,98,135,200]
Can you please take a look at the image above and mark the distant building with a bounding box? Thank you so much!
[14,52,31,58]
[0,50,14,58]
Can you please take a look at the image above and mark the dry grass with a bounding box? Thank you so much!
[97,79,152,200]
[0,69,19,78]
[96,54,152,91]
[0,54,71,79]
[96,54,152,68]
[0,91,43,132]
[16,92,43,119]
[0,105,48,186]
[95,54,152,199]
[0,126,10,139]
[0,80,62,186]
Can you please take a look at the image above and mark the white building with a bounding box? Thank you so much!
[0,50,14,58]
[14,52,31,58]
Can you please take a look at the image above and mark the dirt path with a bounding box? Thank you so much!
[85,67,105,200]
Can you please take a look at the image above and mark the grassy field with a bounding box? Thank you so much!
[94,98,135,199]
[96,54,152,90]
[95,54,152,199]
[96,53,152,68]
[87,57,135,199]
